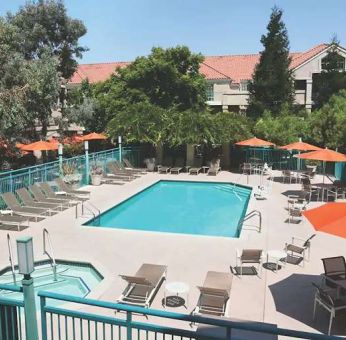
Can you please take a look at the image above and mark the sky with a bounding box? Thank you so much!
[1,0,345,64]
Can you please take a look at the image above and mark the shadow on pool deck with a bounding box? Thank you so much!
[269,273,346,336]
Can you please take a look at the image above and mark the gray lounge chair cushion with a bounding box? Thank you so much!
[241,249,262,263]
[135,263,167,286]
[203,271,233,294]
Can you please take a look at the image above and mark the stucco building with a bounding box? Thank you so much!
[68,43,346,113]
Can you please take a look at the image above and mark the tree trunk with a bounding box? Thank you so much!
[155,143,163,164]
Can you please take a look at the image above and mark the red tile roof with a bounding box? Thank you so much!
[69,44,329,85]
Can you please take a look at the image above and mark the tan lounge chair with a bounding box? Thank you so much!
[0,214,30,231]
[1,192,47,221]
[29,184,71,207]
[40,182,85,203]
[114,161,141,177]
[107,162,137,180]
[16,188,63,212]
[193,271,233,317]
[170,158,185,175]
[55,177,91,199]
[189,158,203,175]
[117,263,167,308]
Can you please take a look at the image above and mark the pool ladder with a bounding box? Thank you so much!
[75,201,101,225]
[43,228,57,281]
[6,234,17,285]
[236,210,262,235]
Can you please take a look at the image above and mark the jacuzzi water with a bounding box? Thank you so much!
[0,260,103,307]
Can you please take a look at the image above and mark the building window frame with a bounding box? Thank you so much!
[206,84,214,101]
[240,80,250,92]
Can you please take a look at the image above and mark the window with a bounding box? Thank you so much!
[240,80,249,91]
[294,80,306,90]
[206,84,214,101]
[321,54,345,71]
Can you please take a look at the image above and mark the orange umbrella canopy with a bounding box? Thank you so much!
[295,149,346,162]
[279,141,322,151]
[20,140,59,151]
[303,203,346,238]
[63,135,84,144]
[235,137,275,147]
[81,132,107,141]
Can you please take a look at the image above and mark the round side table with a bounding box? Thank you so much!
[164,281,190,308]
[266,250,287,271]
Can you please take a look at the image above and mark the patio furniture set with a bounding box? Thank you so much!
[235,235,315,277]
[116,263,232,318]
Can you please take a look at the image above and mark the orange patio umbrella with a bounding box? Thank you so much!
[279,141,322,152]
[82,132,107,141]
[63,135,84,144]
[303,202,346,238]
[20,140,59,151]
[235,137,275,147]
[295,148,346,162]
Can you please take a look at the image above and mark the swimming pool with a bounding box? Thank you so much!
[0,260,103,306]
[85,180,251,237]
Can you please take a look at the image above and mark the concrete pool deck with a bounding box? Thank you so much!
[1,170,345,337]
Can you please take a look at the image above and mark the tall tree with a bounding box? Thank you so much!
[312,37,346,109]
[308,89,346,151]
[7,0,87,79]
[247,7,294,118]
[101,46,207,114]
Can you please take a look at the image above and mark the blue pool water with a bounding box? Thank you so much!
[85,180,251,237]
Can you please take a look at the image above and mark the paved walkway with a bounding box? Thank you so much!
[0,170,345,338]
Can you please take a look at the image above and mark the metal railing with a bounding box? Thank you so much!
[38,290,342,340]
[6,234,17,286]
[75,201,101,225]
[0,147,141,209]
[237,210,262,234]
[43,228,57,281]
[0,283,25,340]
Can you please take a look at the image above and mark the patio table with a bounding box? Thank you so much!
[164,281,189,308]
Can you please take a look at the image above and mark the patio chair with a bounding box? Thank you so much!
[123,158,148,173]
[40,182,86,202]
[0,214,30,231]
[117,263,167,308]
[55,177,91,199]
[321,256,346,289]
[241,163,252,175]
[29,184,72,207]
[16,188,62,213]
[192,271,233,317]
[286,205,304,224]
[208,159,221,176]
[325,187,345,202]
[287,191,309,209]
[170,157,185,175]
[312,282,346,335]
[285,234,315,266]
[282,170,296,183]
[235,249,263,277]
[189,158,203,175]
[1,192,48,221]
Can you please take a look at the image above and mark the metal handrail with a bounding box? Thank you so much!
[76,201,101,224]
[6,234,17,285]
[38,290,343,340]
[43,228,57,281]
[237,210,262,234]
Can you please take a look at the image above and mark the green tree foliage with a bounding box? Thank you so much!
[107,102,170,146]
[100,46,207,114]
[312,38,346,109]
[7,0,87,79]
[308,89,346,151]
[25,52,60,138]
[254,107,308,145]
[247,7,294,118]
